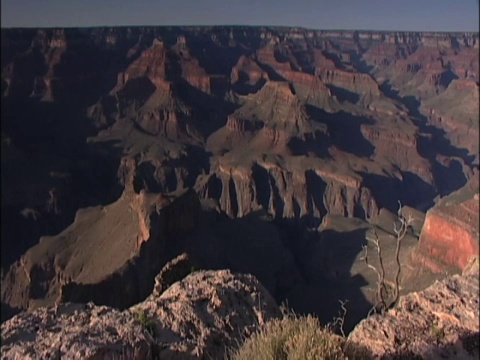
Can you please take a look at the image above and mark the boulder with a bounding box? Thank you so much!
[348,256,479,358]
[1,269,280,360]
[1,302,153,360]
[132,269,281,359]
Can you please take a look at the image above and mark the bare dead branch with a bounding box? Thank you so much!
[363,227,387,314]
[391,201,415,307]
[331,299,349,337]
[363,201,417,315]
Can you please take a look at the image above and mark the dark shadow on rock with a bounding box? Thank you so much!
[321,50,346,70]
[252,163,271,212]
[177,145,211,187]
[174,77,238,139]
[132,147,210,195]
[347,49,375,74]
[10,187,373,337]
[183,32,246,77]
[60,202,288,310]
[458,331,480,357]
[400,171,436,212]
[383,330,479,359]
[380,83,475,167]
[1,29,40,68]
[285,226,373,334]
[228,177,239,217]
[62,189,202,309]
[1,92,125,269]
[2,48,48,98]
[53,48,120,107]
[254,61,288,82]
[306,105,375,158]
[0,302,21,323]
[432,158,468,197]
[378,82,474,201]
[232,76,267,96]
[133,162,163,193]
[287,130,332,158]
[305,170,328,223]
[117,77,156,105]
[269,174,285,221]
[360,171,436,212]
[326,84,360,104]
[273,47,292,65]
[439,68,458,89]
[206,174,223,200]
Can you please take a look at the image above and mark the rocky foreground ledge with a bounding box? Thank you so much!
[349,256,479,359]
[1,258,478,359]
[0,269,280,359]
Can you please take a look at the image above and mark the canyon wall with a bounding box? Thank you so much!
[1,26,478,327]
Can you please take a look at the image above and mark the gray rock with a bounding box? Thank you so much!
[348,256,479,359]
[1,269,280,360]
[1,302,152,360]
[152,253,195,297]
[133,269,281,359]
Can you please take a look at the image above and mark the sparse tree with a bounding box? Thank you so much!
[331,299,349,337]
[363,201,414,315]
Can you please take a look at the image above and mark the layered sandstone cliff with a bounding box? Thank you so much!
[415,173,479,273]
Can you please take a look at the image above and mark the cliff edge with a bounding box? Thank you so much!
[0,269,280,359]
[348,256,479,358]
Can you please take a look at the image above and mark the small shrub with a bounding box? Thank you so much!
[230,314,372,360]
[430,323,445,342]
[135,310,156,336]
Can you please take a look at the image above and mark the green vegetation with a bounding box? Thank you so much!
[230,313,372,360]
[430,323,445,342]
[134,310,156,336]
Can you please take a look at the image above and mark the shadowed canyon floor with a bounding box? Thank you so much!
[1,27,479,339]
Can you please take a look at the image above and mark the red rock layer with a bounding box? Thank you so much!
[312,49,337,71]
[173,36,211,94]
[255,46,332,105]
[361,125,434,184]
[114,39,167,90]
[231,55,268,85]
[419,208,478,270]
[416,192,479,272]
[318,69,381,96]
[443,47,479,80]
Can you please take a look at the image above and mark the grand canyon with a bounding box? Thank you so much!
[1,26,479,358]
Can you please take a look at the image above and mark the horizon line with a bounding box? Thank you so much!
[1,24,479,33]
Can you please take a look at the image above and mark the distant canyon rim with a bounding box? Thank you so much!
[1,26,478,332]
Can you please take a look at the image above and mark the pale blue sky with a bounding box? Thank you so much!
[1,0,479,31]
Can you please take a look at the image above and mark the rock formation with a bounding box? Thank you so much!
[1,189,201,313]
[421,79,479,161]
[1,26,478,336]
[132,270,281,358]
[349,256,479,358]
[1,269,280,360]
[415,173,479,273]
[152,253,196,297]
[1,302,153,359]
